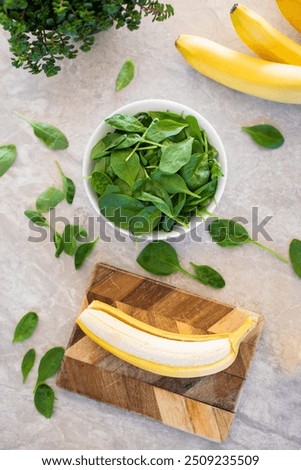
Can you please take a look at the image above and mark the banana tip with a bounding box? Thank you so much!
[230,3,239,14]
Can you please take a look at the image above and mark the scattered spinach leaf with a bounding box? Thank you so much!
[24,210,49,227]
[21,348,36,383]
[0,144,17,176]
[74,237,99,270]
[242,124,284,149]
[15,112,69,150]
[289,239,301,278]
[36,346,65,389]
[36,187,65,212]
[61,224,88,256]
[190,263,225,288]
[115,59,135,91]
[13,311,38,344]
[34,384,55,419]
[55,161,75,204]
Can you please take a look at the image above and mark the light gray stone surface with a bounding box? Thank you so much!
[1,0,301,450]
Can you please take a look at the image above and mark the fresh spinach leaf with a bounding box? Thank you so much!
[110,149,140,187]
[21,348,36,383]
[159,137,193,174]
[137,241,181,275]
[129,206,162,236]
[105,114,146,133]
[180,152,210,191]
[99,193,145,229]
[242,124,284,149]
[91,133,126,160]
[115,133,141,149]
[34,384,55,419]
[24,210,49,227]
[55,161,76,204]
[145,119,187,143]
[74,237,99,269]
[289,239,301,278]
[190,263,225,288]
[185,115,205,145]
[148,111,187,123]
[61,224,88,256]
[90,171,113,195]
[151,170,198,197]
[116,178,132,196]
[13,311,38,343]
[16,112,69,150]
[53,230,64,258]
[115,59,135,91]
[0,144,17,176]
[36,346,65,388]
[210,158,223,179]
[36,187,65,212]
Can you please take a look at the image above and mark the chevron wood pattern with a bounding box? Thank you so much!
[57,263,264,442]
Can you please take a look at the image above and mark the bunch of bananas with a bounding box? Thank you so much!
[77,300,256,378]
[176,1,301,104]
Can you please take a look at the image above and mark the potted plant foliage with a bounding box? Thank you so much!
[0,0,174,76]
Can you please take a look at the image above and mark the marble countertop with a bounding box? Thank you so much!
[1,0,301,450]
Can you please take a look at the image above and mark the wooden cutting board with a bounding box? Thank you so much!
[57,263,263,442]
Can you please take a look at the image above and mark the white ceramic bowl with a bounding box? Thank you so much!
[83,99,227,240]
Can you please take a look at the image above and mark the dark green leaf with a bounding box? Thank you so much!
[21,348,36,383]
[62,224,88,256]
[159,137,193,174]
[180,152,210,191]
[105,114,146,133]
[137,241,180,275]
[242,124,284,149]
[0,144,17,176]
[34,384,55,419]
[115,59,135,91]
[185,115,205,145]
[209,219,251,247]
[53,231,64,258]
[99,193,145,229]
[129,206,162,236]
[13,311,38,343]
[148,111,187,123]
[16,113,68,150]
[116,178,132,196]
[93,156,111,174]
[91,133,126,160]
[151,170,198,197]
[110,149,140,187]
[90,171,113,195]
[24,210,49,227]
[145,119,187,143]
[36,346,65,387]
[133,178,174,219]
[74,237,99,270]
[289,239,301,278]
[115,133,141,149]
[55,161,75,204]
[35,187,65,212]
[190,263,225,288]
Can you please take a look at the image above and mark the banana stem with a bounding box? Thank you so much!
[251,240,288,263]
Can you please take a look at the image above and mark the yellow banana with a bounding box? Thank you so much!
[77,300,256,378]
[276,0,301,33]
[175,34,301,104]
[231,3,301,65]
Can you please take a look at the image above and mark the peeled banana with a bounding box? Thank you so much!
[276,0,301,33]
[175,34,301,104]
[76,300,256,378]
[231,3,301,65]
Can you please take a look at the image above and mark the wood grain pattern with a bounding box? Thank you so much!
[57,263,264,442]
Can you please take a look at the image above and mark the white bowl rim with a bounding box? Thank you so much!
[83,98,227,241]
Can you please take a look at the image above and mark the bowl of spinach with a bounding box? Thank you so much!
[83,99,227,239]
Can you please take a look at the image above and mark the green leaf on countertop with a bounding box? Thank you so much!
[0,145,17,176]
[34,384,55,419]
[55,161,75,204]
[15,112,69,150]
[24,210,49,227]
[36,347,65,389]
[35,186,65,212]
[74,237,100,270]
[190,263,225,288]
[12,311,38,343]
[115,59,135,91]
[241,124,284,149]
[61,224,88,256]
[21,348,36,383]
[289,239,301,278]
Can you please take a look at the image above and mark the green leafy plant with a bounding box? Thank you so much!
[21,348,36,383]
[74,237,100,269]
[55,161,75,204]
[242,124,284,148]
[15,113,69,149]
[0,1,174,77]
[12,311,39,343]
[137,240,225,288]
[90,111,223,235]
[34,384,55,419]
